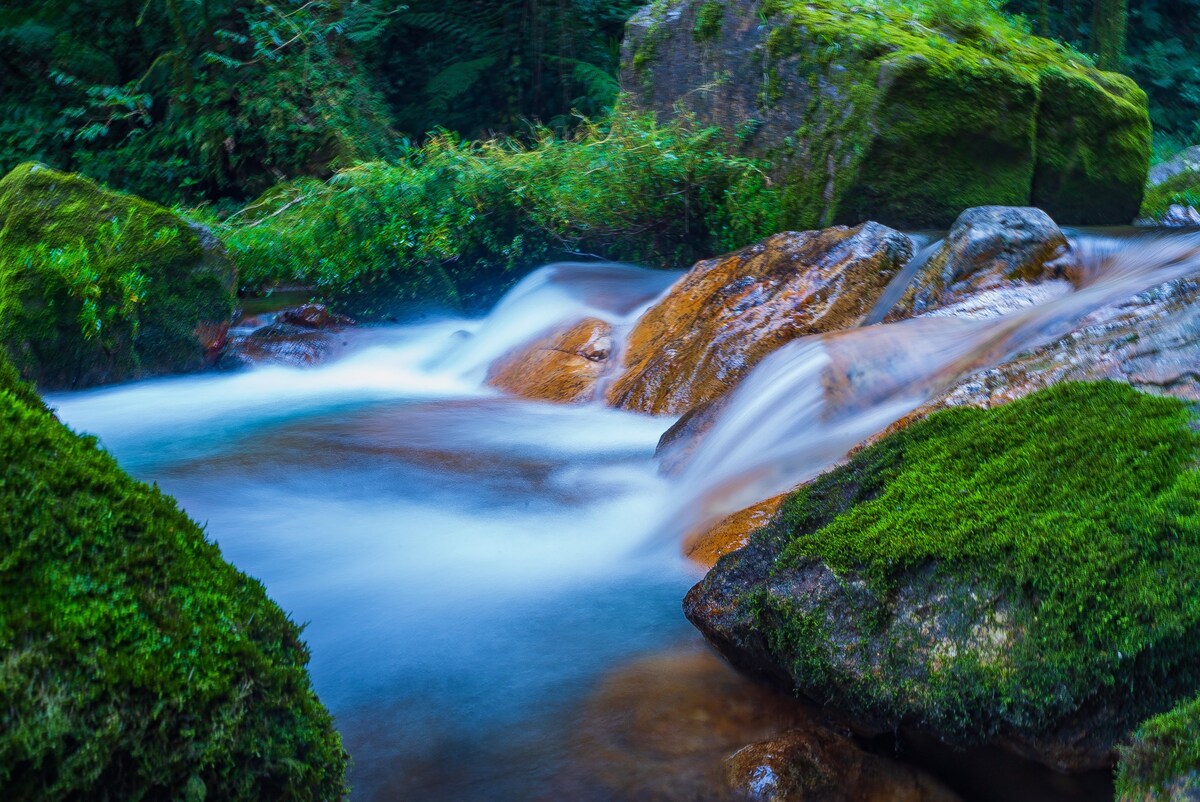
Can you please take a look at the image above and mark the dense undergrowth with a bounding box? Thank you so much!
[0,355,347,799]
[220,110,784,314]
[1141,168,1200,220]
[754,381,1200,740]
[1117,693,1200,799]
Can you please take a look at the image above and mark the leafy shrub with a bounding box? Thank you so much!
[1141,167,1200,220]
[0,352,347,800]
[221,108,784,314]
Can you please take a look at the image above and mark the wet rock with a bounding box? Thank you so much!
[885,206,1074,321]
[683,495,785,569]
[1161,204,1200,227]
[684,383,1200,775]
[1148,146,1200,187]
[277,303,356,329]
[623,1,1148,227]
[486,318,613,404]
[222,323,344,368]
[724,729,961,802]
[607,223,913,414]
[547,643,960,802]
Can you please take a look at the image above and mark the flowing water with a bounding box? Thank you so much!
[48,231,1200,801]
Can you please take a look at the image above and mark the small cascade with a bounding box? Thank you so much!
[427,262,680,381]
[861,233,945,326]
[665,232,1200,536]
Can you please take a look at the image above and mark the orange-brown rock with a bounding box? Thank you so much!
[885,206,1074,322]
[684,495,785,568]
[545,643,961,802]
[485,318,614,404]
[606,223,914,415]
[724,729,962,802]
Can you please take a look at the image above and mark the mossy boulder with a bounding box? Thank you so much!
[1118,695,1200,801]
[685,381,1200,772]
[1141,168,1200,224]
[622,0,1150,227]
[0,353,347,799]
[0,163,236,389]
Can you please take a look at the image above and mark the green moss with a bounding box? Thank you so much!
[1141,168,1200,221]
[759,382,1200,739]
[1117,694,1200,800]
[636,0,1151,227]
[693,0,726,42]
[0,163,234,389]
[1032,68,1151,224]
[0,352,346,800]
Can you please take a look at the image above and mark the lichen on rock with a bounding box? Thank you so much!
[0,162,235,389]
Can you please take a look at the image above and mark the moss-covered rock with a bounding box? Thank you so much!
[0,351,347,799]
[0,163,235,389]
[1118,695,1200,801]
[685,381,1200,772]
[622,0,1150,227]
[1141,168,1200,224]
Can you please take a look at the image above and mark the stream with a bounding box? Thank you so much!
[48,229,1200,801]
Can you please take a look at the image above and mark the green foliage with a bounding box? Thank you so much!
[362,0,645,137]
[1141,168,1200,220]
[0,163,234,389]
[1117,694,1200,799]
[0,351,347,800]
[221,108,784,314]
[762,382,1200,739]
[0,0,398,204]
[1005,0,1200,144]
[693,1,726,42]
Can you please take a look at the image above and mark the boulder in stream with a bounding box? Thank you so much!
[486,317,614,403]
[622,0,1150,228]
[0,162,236,389]
[884,206,1075,321]
[607,222,913,414]
[684,381,1200,773]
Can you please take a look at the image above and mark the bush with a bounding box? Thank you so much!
[1141,168,1200,221]
[220,108,785,315]
[0,353,347,800]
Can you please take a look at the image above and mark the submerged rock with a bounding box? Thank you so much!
[623,0,1150,227]
[884,206,1074,321]
[684,382,1200,773]
[486,317,614,403]
[277,303,356,329]
[0,162,236,389]
[607,223,913,414]
[548,643,960,802]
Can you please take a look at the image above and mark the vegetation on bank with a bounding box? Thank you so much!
[1141,168,1200,221]
[0,355,347,800]
[0,163,235,389]
[1117,693,1200,800]
[748,381,1200,741]
[221,110,784,314]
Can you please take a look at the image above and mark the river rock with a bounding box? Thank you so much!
[606,223,913,415]
[222,322,345,368]
[1149,146,1200,187]
[486,318,614,403]
[885,207,1074,321]
[547,643,960,802]
[0,162,236,389]
[724,729,961,802]
[622,0,1149,227]
[1161,204,1200,227]
[684,494,785,568]
[277,303,356,329]
[684,382,1200,774]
